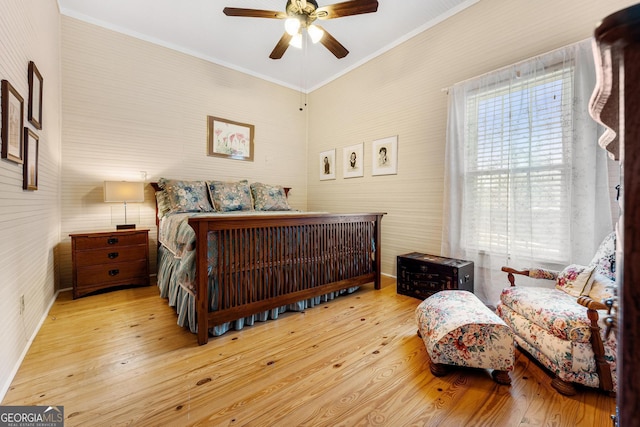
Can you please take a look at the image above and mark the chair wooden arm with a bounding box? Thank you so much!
[501,266,560,287]
[577,295,615,394]
[501,266,530,287]
[577,295,608,311]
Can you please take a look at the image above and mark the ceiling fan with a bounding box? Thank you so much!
[223,0,379,59]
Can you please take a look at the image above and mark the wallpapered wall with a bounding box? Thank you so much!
[305,0,634,277]
[59,16,309,288]
[0,0,61,398]
[60,0,634,289]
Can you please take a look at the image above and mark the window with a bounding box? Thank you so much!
[443,39,611,304]
[462,66,574,263]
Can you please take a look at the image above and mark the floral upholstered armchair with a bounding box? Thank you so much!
[496,232,617,395]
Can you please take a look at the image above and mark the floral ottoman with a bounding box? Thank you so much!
[415,290,515,385]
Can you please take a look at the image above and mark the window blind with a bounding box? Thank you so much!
[462,65,574,263]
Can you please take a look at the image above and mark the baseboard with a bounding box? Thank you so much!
[0,288,61,402]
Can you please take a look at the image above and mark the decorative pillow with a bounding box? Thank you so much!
[555,264,596,297]
[155,189,172,220]
[585,272,616,302]
[588,231,616,280]
[250,182,291,211]
[207,180,254,212]
[158,178,213,213]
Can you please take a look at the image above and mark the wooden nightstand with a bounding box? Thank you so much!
[70,229,150,299]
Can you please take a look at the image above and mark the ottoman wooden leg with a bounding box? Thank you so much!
[492,370,511,385]
[425,351,450,377]
[429,362,450,377]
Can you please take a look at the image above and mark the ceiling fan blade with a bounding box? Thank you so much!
[315,26,349,58]
[223,7,287,19]
[315,0,378,19]
[270,32,293,59]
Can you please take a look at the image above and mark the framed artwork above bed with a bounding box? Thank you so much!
[207,115,254,161]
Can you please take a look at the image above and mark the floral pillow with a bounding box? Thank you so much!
[588,231,616,280]
[555,264,596,297]
[585,272,616,302]
[158,178,213,213]
[250,182,291,211]
[207,180,254,212]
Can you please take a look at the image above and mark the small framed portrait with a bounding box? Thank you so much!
[1,79,24,164]
[207,115,254,161]
[23,128,39,191]
[319,149,336,180]
[372,135,398,176]
[342,142,364,179]
[28,61,43,130]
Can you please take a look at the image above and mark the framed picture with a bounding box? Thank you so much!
[23,128,39,191]
[319,149,336,180]
[207,115,254,161]
[1,79,24,164]
[28,61,43,130]
[343,142,364,178]
[372,135,398,176]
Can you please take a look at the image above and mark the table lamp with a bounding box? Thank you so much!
[104,181,145,229]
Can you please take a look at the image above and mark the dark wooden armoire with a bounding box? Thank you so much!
[589,4,640,426]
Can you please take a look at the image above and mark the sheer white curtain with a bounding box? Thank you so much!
[442,38,613,306]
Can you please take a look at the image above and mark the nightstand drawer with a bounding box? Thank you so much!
[73,232,148,250]
[74,244,147,266]
[76,259,148,286]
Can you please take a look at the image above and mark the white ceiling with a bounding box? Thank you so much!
[58,0,479,92]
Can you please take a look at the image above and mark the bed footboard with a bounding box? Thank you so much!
[189,213,384,345]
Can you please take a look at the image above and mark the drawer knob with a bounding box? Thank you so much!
[108,252,119,259]
[107,237,119,245]
[108,269,120,276]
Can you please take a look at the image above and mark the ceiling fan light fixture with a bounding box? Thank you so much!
[284,17,301,35]
[223,0,379,59]
[289,32,303,48]
[307,24,324,43]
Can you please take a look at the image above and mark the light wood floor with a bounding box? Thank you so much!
[3,277,615,426]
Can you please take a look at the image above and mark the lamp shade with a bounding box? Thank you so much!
[104,181,145,203]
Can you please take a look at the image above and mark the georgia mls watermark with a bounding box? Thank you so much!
[0,406,64,427]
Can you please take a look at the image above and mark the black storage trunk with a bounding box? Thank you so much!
[396,252,474,300]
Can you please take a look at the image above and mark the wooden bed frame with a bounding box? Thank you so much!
[151,183,384,345]
[189,213,384,344]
